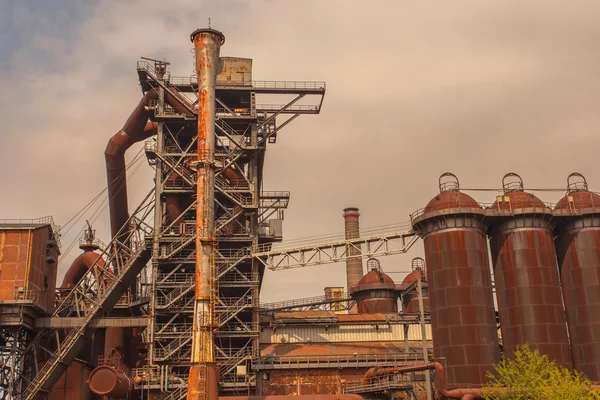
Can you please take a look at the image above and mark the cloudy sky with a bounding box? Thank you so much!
[2,0,600,301]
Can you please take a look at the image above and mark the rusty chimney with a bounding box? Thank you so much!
[343,208,364,309]
[187,27,225,400]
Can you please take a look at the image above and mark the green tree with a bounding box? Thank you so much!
[482,344,600,400]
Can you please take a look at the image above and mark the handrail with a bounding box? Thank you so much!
[260,293,350,310]
[257,352,430,366]
[136,64,326,91]
[0,216,62,249]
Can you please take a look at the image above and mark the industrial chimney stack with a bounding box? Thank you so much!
[343,207,364,303]
[188,27,225,400]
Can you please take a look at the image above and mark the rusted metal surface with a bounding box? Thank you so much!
[343,208,364,307]
[48,360,92,400]
[349,259,398,314]
[411,174,499,389]
[554,173,600,380]
[0,225,58,313]
[258,368,368,396]
[487,174,571,368]
[218,57,252,84]
[222,396,365,400]
[188,27,225,400]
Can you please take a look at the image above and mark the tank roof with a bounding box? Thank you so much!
[401,269,424,286]
[554,173,600,215]
[424,190,482,214]
[491,190,546,210]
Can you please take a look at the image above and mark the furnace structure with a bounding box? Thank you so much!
[134,29,326,397]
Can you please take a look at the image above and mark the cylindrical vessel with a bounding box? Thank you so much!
[554,173,600,380]
[188,27,225,400]
[343,208,364,290]
[487,173,571,367]
[88,365,131,398]
[411,173,499,388]
[350,258,398,314]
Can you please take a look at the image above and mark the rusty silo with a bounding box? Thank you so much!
[486,173,571,368]
[411,173,499,388]
[553,173,600,380]
[350,258,399,314]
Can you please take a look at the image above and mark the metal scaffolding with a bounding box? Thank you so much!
[134,52,326,398]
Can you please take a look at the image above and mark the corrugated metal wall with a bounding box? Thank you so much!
[261,323,432,344]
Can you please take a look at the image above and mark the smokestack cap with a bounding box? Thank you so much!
[190,28,225,44]
[343,207,360,214]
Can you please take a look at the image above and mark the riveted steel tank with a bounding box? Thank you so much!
[553,173,600,380]
[486,173,571,368]
[350,258,399,314]
[411,173,499,388]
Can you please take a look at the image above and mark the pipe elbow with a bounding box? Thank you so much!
[61,251,106,289]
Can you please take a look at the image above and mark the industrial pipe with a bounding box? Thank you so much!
[361,363,482,399]
[220,396,365,400]
[343,207,363,313]
[187,27,225,400]
[105,89,193,241]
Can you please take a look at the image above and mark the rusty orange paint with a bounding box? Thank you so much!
[188,28,224,400]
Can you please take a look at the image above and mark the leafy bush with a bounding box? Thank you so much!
[482,344,600,400]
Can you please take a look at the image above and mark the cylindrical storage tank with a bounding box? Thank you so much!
[400,257,430,313]
[553,173,600,380]
[350,258,398,314]
[88,364,131,398]
[411,173,499,388]
[486,173,571,368]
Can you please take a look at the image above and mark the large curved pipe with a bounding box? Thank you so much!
[105,89,158,240]
[61,250,107,289]
[105,89,193,241]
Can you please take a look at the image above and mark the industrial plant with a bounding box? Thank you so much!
[1,28,599,400]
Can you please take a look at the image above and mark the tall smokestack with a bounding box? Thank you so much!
[187,27,224,400]
[343,207,363,311]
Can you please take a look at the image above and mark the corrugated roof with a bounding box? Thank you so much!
[273,311,338,320]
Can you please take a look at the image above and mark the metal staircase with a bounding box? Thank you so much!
[154,336,192,362]
[155,274,195,309]
[218,346,254,377]
[163,386,188,400]
[21,193,155,400]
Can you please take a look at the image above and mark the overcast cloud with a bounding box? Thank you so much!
[1,0,600,301]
